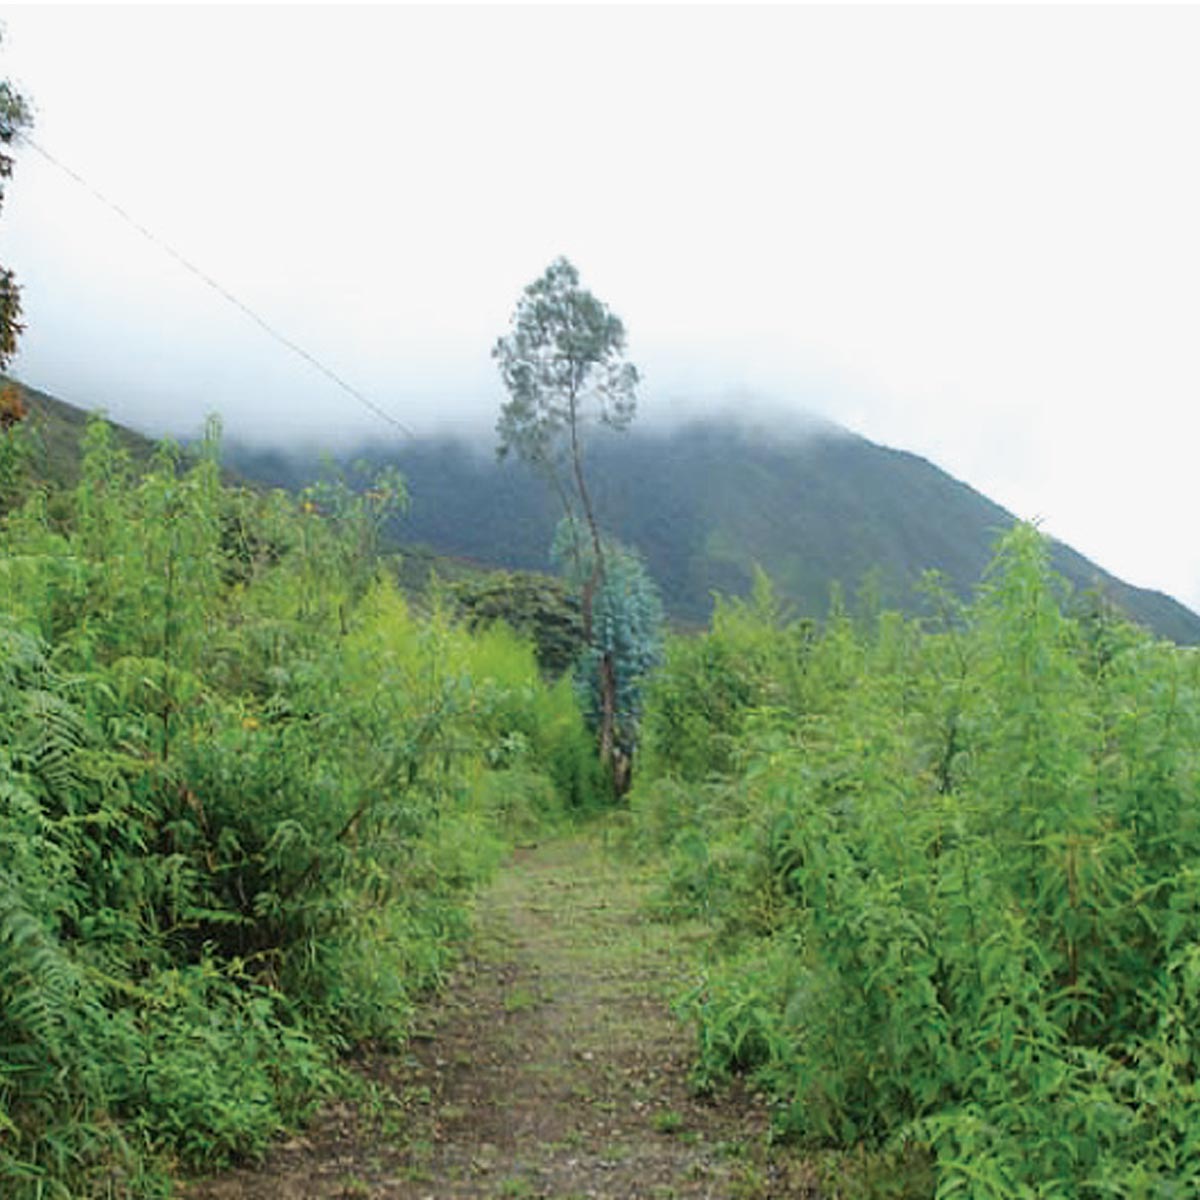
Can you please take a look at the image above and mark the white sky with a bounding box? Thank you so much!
[2,5,1199,611]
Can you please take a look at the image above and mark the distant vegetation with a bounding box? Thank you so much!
[224,419,1200,646]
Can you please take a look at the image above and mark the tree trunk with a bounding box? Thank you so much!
[568,389,618,783]
[599,648,617,779]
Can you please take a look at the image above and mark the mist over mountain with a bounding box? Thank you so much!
[224,413,1200,645]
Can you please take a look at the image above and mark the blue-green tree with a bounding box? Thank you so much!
[552,518,664,791]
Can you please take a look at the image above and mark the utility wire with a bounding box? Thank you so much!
[19,133,416,438]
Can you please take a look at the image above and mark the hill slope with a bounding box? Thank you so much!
[6,376,161,489]
[227,418,1200,645]
[10,378,1196,643]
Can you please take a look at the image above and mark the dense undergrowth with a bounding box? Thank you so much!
[11,403,1200,1200]
[0,416,601,1196]
[627,531,1200,1197]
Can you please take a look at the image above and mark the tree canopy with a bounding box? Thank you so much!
[0,43,30,370]
[494,256,638,486]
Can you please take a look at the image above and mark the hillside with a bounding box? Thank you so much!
[227,418,1200,645]
[5,375,160,488]
[10,378,1197,644]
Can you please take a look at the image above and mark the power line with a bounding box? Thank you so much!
[18,134,416,438]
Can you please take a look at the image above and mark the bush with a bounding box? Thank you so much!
[0,417,585,1195]
[633,524,1200,1195]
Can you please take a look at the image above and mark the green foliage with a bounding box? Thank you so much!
[1,376,162,496]
[493,255,638,482]
[0,396,37,513]
[0,45,31,370]
[630,522,1200,1195]
[641,568,812,782]
[0,415,586,1195]
[552,518,665,759]
[448,569,584,678]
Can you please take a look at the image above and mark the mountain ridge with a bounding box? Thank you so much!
[11,377,1199,644]
[226,414,1200,644]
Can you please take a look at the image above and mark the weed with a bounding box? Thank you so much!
[496,1175,534,1198]
[503,987,540,1014]
[652,1110,686,1135]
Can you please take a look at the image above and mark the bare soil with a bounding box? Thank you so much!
[182,832,820,1199]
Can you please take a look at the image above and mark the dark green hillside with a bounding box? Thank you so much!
[4,375,159,487]
[11,378,1197,644]
[228,418,1200,645]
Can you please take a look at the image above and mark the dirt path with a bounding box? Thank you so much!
[184,832,818,1199]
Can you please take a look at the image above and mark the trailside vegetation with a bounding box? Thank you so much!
[0,412,601,1197]
[627,524,1200,1196]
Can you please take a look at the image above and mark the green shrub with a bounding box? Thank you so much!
[0,416,586,1195]
[635,523,1200,1195]
[640,568,811,782]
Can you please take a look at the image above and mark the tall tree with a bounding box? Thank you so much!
[0,40,30,371]
[494,257,639,777]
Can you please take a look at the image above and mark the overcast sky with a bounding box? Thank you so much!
[3,5,1199,611]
